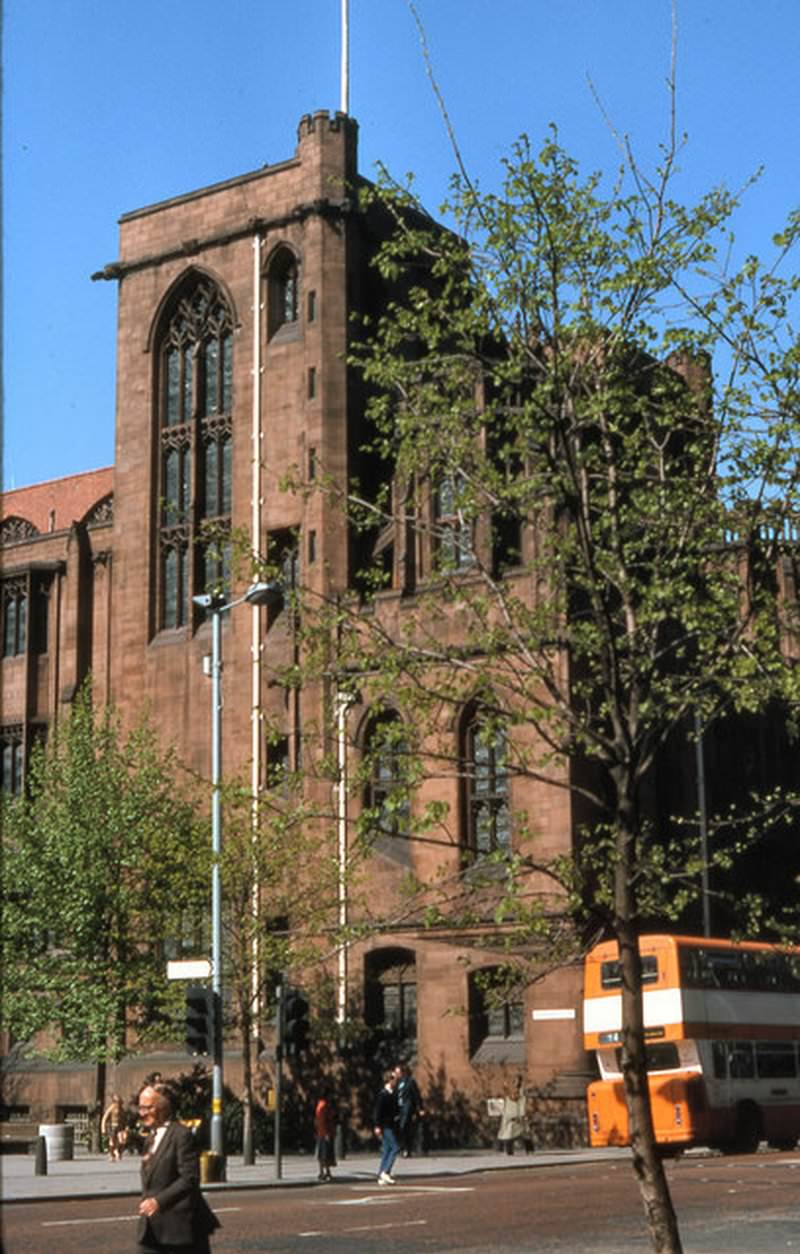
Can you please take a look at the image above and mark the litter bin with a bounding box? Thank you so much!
[38,1123,74,1162]
[199,1151,225,1184]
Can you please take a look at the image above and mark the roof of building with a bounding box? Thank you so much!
[2,467,114,536]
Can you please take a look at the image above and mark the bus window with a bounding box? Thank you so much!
[646,1042,680,1071]
[756,1041,797,1079]
[712,1041,728,1080]
[729,1042,755,1080]
[601,954,658,989]
[685,950,746,989]
[712,955,748,988]
[745,951,800,992]
[680,944,800,993]
[614,1042,680,1074]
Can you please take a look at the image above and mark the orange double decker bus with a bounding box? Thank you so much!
[583,934,800,1153]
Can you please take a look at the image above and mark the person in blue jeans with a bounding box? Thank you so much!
[373,1070,400,1184]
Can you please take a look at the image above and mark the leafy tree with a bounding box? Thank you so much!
[216,745,370,1165]
[281,107,800,1251]
[1,684,206,1141]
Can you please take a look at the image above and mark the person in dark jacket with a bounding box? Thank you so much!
[393,1063,425,1157]
[373,1070,399,1184]
[135,1085,219,1253]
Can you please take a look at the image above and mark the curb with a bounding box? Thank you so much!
[1,1150,624,1206]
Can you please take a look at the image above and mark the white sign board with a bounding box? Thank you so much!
[531,1008,576,1021]
[167,959,212,981]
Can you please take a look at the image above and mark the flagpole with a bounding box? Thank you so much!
[340,0,349,114]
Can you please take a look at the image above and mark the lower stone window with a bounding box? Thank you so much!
[0,726,24,795]
[469,968,525,1065]
[364,948,417,1046]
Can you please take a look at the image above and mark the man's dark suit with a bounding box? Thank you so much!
[135,1120,218,1253]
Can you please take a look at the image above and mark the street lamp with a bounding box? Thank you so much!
[192,580,282,1166]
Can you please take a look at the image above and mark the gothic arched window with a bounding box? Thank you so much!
[2,574,50,658]
[267,247,299,338]
[365,947,417,1045]
[156,276,233,630]
[2,579,27,657]
[435,472,474,571]
[363,712,411,865]
[461,706,511,858]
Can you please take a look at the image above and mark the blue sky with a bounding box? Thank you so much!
[4,0,800,491]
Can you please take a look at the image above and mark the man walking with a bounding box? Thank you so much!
[373,1069,400,1184]
[135,1085,219,1253]
[393,1062,425,1158]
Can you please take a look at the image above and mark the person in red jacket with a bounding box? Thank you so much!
[314,1089,336,1182]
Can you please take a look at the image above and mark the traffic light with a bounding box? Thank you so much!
[283,988,309,1059]
[185,985,214,1055]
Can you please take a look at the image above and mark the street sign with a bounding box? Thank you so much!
[167,959,212,981]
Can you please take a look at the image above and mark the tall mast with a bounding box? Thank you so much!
[340,0,349,114]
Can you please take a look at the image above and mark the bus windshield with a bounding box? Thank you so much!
[613,1042,680,1074]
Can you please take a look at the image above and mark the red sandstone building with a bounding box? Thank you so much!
[2,114,590,1141]
[9,112,793,1146]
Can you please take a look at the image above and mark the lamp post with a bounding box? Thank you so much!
[192,580,282,1165]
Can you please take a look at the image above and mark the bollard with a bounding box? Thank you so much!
[334,1122,346,1163]
[34,1135,48,1176]
[200,1151,225,1184]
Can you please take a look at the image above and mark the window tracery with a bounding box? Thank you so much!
[435,473,474,571]
[462,707,511,857]
[2,579,27,657]
[363,711,411,865]
[83,495,114,528]
[1,517,39,546]
[155,276,233,630]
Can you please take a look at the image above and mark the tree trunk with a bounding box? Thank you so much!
[90,1059,107,1153]
[614,802,684,1254]
[241,1005,255,1166]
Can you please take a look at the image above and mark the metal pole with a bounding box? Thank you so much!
[336,692,350,1035]
[340,0,349,115]
[210,606,225,1161]
[250,232,264,1033]
[193,581,281,1170]
[694,709,711,938]
[274,982,283,1181]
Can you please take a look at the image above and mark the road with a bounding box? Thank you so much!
[3,1151,799,1252]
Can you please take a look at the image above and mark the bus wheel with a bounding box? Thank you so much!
[767,1136,797,1151]
[732,1102,762,1154]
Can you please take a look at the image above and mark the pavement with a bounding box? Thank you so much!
[0,1144,629,1204]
